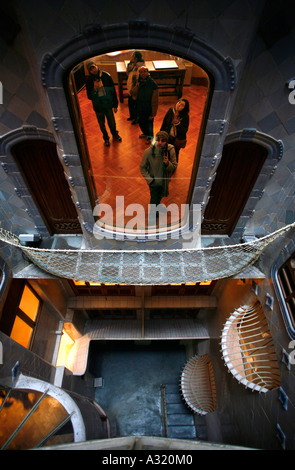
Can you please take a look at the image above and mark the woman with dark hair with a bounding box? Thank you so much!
[160,98,190,161]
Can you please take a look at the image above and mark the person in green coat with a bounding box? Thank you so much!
[140,131,177,226]
[139,131,177,227]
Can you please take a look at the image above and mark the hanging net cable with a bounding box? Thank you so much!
[0,223,294,285]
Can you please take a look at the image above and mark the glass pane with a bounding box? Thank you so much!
[19,285,39,321]
[0,389,71,450]
[10,316,33,348]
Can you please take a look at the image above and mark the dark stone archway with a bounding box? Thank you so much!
[40,21,237,243]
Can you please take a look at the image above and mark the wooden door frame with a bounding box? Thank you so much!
[11,139,82,235]
[0,127,57,238]
[220,129,284,237]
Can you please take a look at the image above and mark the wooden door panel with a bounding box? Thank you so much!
[12,140,82,234]
[202,141,267,235]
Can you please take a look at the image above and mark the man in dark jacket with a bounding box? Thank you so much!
[86,60,122,146]
[131,66,158,144]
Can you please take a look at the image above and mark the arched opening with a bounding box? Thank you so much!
[202,140,268,235]
[67,49,210,235]
[11,139,82,235]
[41,21,237,242]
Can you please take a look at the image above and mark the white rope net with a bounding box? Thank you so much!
[0,223,294,285]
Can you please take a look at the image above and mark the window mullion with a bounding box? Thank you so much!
[16,307,36,329]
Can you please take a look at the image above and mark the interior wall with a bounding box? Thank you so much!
[85,50,205,86]
[228,2,295,233]
[214,278,258,320]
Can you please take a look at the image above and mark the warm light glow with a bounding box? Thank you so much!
[10,316,33,348]
[106,51,124,56]
[19,285,39,321]
[73,280,86,286]
[10,284,40,349]
[199,281,212,285]
[56,330,74,367]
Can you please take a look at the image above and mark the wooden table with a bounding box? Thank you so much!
[116,60,187,102]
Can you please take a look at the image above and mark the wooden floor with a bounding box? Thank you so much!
[77,83,208,230]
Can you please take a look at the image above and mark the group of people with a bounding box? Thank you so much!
[125,51,190,157]
[86,52,190,219]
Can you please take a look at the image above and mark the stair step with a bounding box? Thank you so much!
[163,383,196,440]
[165,383,180,394]
[167,413,195,426]
[167,425,196,439]
[166,403,191,415]
[165,393,184,405]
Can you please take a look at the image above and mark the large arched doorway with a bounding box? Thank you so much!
[41,21,237,242]
[12,139,82,235]
[202,140,268,236]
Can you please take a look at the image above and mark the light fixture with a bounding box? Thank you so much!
[19,233,41,245]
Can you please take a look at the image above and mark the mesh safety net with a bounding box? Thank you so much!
[0,223,294,285]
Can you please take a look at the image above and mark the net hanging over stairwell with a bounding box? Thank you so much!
[0,223,294,285]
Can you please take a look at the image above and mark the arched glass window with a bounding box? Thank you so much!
[272,249,295,339]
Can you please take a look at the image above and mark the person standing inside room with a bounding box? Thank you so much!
[139,131,177,226]
[132,66,159,145]
[160,98,190,161]
[86,60,122,147]
[126,51,145,124]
